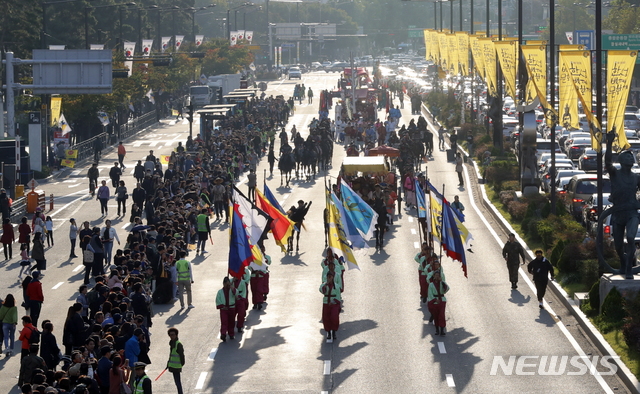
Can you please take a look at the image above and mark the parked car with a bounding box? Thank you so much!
[583,193,612,231]
[624,112,640,130]
[564,174,611,220]
[288,67,302,80]
[541,169,584,193]
[566,138,593,160]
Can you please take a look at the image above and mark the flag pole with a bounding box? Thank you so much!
[439,183,445,261]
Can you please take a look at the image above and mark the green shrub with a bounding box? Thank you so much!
[507,200,528,221]
[536,219,557,250]
[527,218,542,240]
[588,278,601,310]
[557,242,582,273]
[502,180,520,191]
[579,259,600,288]
[622,292,640,352]
[550,239,565,267]
[601,288,627,330]
[499,190,516,205]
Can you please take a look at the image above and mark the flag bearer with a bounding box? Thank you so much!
[216,277,237,342]
[428,271,449,336]
[320,271,342,343]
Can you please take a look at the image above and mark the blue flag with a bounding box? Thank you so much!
[331,192,367,249]
[441,198,467,277]
[415,179,427,219]
[228,203,255,278]
[340,182,378,240]
[263,183,286,215]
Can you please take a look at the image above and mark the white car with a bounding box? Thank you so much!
[288,67,302,80]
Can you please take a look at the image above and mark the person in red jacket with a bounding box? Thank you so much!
[117,141,127,169]
[25,271,44,327]
[17,315,36,359]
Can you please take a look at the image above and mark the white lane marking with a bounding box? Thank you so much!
[68,184,81,188]
[323,360,331,375]
[72,265,83,272]
[133,142,143,147]
[207,348,218,361]
[52,282,64,290]
[321,392,329,394]
[149,141,158,147]
[414,242,420,249]
[408,216,414,222]
[411,228,416,235]
[71,170,81,176]
[195,372,207,389]
[445,374,455,387]
[121,223,132,231]
[467,164,615,394]
[63,180,77,183]
[438,342,446,354]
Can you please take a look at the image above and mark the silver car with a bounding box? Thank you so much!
[624,112,640,130]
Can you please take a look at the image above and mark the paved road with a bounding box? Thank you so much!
[0,71,630,393]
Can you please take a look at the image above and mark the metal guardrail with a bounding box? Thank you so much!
[72,110,158,164]
[9,196,26,222]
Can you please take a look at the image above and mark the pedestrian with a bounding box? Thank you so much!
[247,169,257,202]
[18,315,38,359]
[527,249,555,308]
[415,243,431,303]
[69,218,78,259]
[100,220,120,266]
[450,128,458,152]
[109,355,130,394]
[427,271,449,336]
[88,163,99,196]
[166,327,185,394]
[466,132,474,156]
[97,346,113,394]
[438,126,445,150]
[216,277,236,342]
[18,344,47,386]
[1,218,15,261]
[26,272,44,327]
[44,216,53,247]
[18,217,31,253]
[109,162,122,188]
[0,294,18,355]
[134,161,145,184]
[308,87,314,104]
[451,195,465,214]
[31,232,46,272]
[0,188,11,222]
[250,266,266,311]
[175,251,194,310]
[116,181,128,217]
[39,321,60,370]
[232,268,250,334]
[502,233,526,289]
[455,153,464,187]
[320,271,341,343]
[18,244,31,279]
[117,141,127,169]
[125,329,144,369]
[89,227,105,278]
[267,147,277,176]
[97,180,110,217]
[196,208,210,253]
[93,138,103,163]
[132,361,152,394]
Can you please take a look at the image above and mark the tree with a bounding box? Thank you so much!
[603,1,640,34]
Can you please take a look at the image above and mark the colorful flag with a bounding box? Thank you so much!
[59,114,72,135]
[255,188,295,252]
[232,187,271,270]
[195,35,204,47]
[146,89,155,105]
[427,182,443,244]
[228,202,255,278]
[175,35,184,51]
[230,31,238,46]
[123,41,136,59]
[161,36,171,53]
[330,191,366,249]
[160,155,170,165]
[441,197,468,277]
[50,97,62,127]
[263,183,285,214]
[327,197,359,270]
[142,39,153,56]
[97,111,109,126]
[245,31,253,43]
[415,179,427,219]
[339,181,378,240]
[60,159,75,168]
[65,149,78,159]
[237,30,245,41]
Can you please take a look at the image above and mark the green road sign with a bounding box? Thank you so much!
[603,34,640,50]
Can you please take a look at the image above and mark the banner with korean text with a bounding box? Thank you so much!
[607,50,637,151]
[456,32,469,76]
[494,39,518,100]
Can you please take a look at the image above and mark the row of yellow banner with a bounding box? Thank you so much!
[423,29,637,152]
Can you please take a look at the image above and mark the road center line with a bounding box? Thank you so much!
[437,342,446,354]
[323,360,331,375]
[413,242,420,249]
[445,374,455,387]
[72,265,83,272]
[52,282,64,290]
[408,216,414,222]
[195,372,207,389]
[410,228,416,235]
[207,348,218,361]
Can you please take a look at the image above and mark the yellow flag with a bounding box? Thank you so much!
[50,97,62,127]
[521,44,547,106]
[456,32,469,76]
[160,155,171,164]
[448,34,459,74]
[559,49,581,131]
[424,29,431,61]
[607,50,637,152]
[523,58,558,127]
[470,35,486,80]
[494,39,519,100]
[480,38,498,96]
[561,51,597,149]
[430,30,440,63]
[438,33,449,71]
[327,197,359,271]
[65,149,78,159]
[61,159,75,168]
[524,40,547,46]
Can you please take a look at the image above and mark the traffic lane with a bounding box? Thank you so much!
[423,146,617,393]
[330,212,451,393]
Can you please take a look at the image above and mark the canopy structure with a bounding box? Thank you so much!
[367,145,400,157]
[341,156,389,176]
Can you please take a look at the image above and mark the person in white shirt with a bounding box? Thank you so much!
[100,220,121,266]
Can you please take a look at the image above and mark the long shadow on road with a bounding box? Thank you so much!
[430,326,481,393]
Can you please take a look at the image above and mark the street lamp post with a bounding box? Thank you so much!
[549,0,556,213]
[227,3,254,40]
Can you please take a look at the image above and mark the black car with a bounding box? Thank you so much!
[578,149,599,172]
[582,193,611,231]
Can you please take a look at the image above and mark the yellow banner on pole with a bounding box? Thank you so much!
[523,55,557,127]
[494,40,518,100]
[438,32,449,71]
[470,35,486,80]
[424,29,431,61]
[480,38,498,96]
[430,30,440,64]
[607,50,637,152]
[65,149,78,159]
[456,32,469,76]
[447,34,458,74]
[559,49,581,131]
[524,40,547,46]
[61,159,75,168]
[561,50,596,149]
[50,97,62,127]
[521,45,547,106]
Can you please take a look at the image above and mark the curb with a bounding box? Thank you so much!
[418,103,639,393]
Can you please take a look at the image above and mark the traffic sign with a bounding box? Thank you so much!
[27,178,38,190]
[603,34,640,50]
[281,43,296,48]
[574,30,593,50]
[258,82,268,92]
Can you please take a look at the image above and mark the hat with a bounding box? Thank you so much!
[0,188,5,192]
[214,177,223,183]
[134,362,147,369]
[113,313,122,322]
[122,297,131,303]
[32,271,41,279]
[185,203,192,209]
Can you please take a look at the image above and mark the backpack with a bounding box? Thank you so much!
[28,327,41,344]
